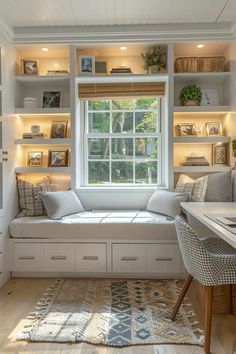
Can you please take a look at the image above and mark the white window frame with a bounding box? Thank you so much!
[82,98,164,187]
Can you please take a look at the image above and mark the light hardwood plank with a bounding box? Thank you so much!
[0,278,234,354]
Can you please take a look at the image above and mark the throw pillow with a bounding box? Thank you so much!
[17,178,50,217]
[146,189,189,218]
[175,174,208,202]
[39,190,84,220]
[205,171,232,202]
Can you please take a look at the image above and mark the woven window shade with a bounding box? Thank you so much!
[78,82,165,99]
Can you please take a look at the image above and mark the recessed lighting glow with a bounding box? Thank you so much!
[42,48,48,52]
[197,44,204,48]
[42,16,46,20]
[120,46,127,51]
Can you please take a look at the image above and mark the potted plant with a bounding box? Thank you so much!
[179,85,202,106]
[141,46,167,74]
[232,139,236,168]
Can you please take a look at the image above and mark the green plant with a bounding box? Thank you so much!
[179,85,202,105]
[232,139,236,158]
[141,46,167,72]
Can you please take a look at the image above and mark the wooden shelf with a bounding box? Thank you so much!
[15,108,70,115]
[173,166,231,173]
[15,138,71,145]
[15,167,71,174]
[173,136,231,143]
[15,75,70,86]
[76,73,168,84]
[174,72,230,84]
[173,105,231,113]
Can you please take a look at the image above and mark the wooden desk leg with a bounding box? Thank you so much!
[171,274,193,321]
[204,286,213,354]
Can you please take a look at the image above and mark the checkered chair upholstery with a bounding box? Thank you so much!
[175,216,236,286]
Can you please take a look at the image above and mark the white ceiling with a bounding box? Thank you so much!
[0,0,235,29]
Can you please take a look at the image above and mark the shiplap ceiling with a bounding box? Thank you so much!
[0,0,235,28]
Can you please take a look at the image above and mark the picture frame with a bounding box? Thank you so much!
[42,91,62,108]
[22,59,39,75]
[95,61,107,74]
[79,56,95,75]
[212,143,228,165]
[206,122,223,136]
[50,121,68,139]
[178,123,197,136]
[201,89,219,106]
[27,151,43,167]
[48,150,69,167]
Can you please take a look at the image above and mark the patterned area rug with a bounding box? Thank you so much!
[17,279,204,347]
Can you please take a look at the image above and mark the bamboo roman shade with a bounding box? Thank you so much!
[78,82,165,99]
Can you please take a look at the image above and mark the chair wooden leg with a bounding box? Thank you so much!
[204,286,213,354]
[171,274,193,321]
[226,284,233,314]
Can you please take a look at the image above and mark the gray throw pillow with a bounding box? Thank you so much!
[147,189,189,218]
[205,171,232,202]
[39,190,84,220]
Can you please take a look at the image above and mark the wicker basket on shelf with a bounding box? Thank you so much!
[196,282,236,314]
[175,56,226,73]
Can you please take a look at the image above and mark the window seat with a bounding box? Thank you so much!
[9,210,176,240]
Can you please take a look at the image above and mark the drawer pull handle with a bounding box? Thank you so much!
[19,256,35,260]
[51,256,66,260]
[155,257,173,261]
[83,256,98,261]
[121,257,138,261]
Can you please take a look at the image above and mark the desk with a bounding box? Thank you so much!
[181,202,236,249]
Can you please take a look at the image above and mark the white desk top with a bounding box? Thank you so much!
[181,202,236,249]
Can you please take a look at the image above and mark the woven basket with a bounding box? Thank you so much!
[196,282,236,314]
[175,56,226,73]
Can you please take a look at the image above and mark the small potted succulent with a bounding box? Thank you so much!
[179,85,202,106]
[141,46,167,74]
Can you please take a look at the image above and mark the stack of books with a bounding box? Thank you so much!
[182,154,209,166]
[110,66,132,74]
[23,133,46,139]
[46,70,69,75]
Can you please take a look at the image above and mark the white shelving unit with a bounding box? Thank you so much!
[15,108,70,115]
[173,166,231,173]
[173,136,231,143]
[173,105,231,113]
[15,138,71,145]
[15,167,71,173]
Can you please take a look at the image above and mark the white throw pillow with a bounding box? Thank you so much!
[39,190,84,220]
[146,189,189,218]
[175,174,208,202]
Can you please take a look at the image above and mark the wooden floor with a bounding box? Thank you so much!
[0,278,235,354]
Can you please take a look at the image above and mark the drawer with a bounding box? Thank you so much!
[112,244,146,273]
[45,244,75,272]
[76,243,106,273]
[13,243,44,272]
[147,244,181,274]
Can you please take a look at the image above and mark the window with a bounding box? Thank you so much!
[84,97,162,185]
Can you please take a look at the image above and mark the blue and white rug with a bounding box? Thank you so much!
[17,279,204,347]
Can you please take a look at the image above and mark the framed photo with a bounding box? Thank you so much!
[48,150,69,167]
[178,123,197,136]
[22,59,39,75]
[79,56,95,75]
[206,122,223,136]
[50,121,68,139]
[201,89,219,106]
[42,91,62,108]
[27,151,43,167]
[212,144,228,165]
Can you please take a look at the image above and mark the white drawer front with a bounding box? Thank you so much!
[147,244,181,274]
[14,243,44,272]
[112,244,146,273]
[76,244,106,273]
[45,244,75,272]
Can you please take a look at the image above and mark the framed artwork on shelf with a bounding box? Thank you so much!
[42,91,62,108]
[212,143,228,165]
[50,121,68,139]
[22,59,39,75]
[48,150,69,167]
[79,56,95,75]
[201,89,219,106]
[206,122,223,136]
[95,61,107,74]
[27,151,43,167]
[178,123,197,136]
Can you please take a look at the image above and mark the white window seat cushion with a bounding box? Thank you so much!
[9,210,177,240]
